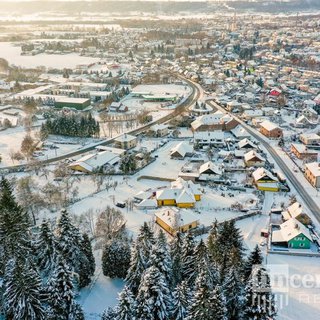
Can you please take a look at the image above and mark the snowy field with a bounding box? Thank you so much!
[0,42,101,68]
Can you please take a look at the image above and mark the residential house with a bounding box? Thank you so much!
[155,207,199,235]
[194,131,225,147]
[281,202,311,225]
[170,141,193,159]
[252,167,279,192]
[290,143,318,161]
[259,120,283,139]
[238,138,257,150]
[150,124,169,137]
[304,162,320,188]
[272,218,312,249]
[198,161,222,181]
[300,133,320,146]
[244,150,266,167]
[114,134,137,150]
[231,125,250,139]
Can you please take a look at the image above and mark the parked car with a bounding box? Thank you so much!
[116,202,126,208]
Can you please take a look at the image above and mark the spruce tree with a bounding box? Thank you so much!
[171,280,191,320]
[149,230,172,285]
[80,233,95,277]
[102,238,131,279]
[243,245,263,282]
[224,266,243,320]
[3,258,46,320]
[181,232,197,284]
[170,232,184,287]
[136,266,172,320]
[46,258,75,320]
[243,266,277,320]
[0,177,31,273]
[187,269,227,320]
[125,239,146,294]
[114,286,136,320]
[102,307,117,320]
[136,222,155,264]
[34,220,58,275]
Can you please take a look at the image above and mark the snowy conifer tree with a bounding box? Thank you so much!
[102,238,131,279]
[136,222,155,264]
[114,286,136,320]
[243,266,277,320]
[243,245,263,281]
[181,232,197,284]
[171,280,191,320]
[149,230,172,285]
[0,177,31,272]
[46,258,75,319]
[187,269,227,320]
[224,266,243,320]
[170,232,184,286]
[3,258,46,320]
[136,266,172,320]
[101,307,117,320]
[80,233,96,277]
[34,220,58,275]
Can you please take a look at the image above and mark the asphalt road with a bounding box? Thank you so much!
[0,76,200,172]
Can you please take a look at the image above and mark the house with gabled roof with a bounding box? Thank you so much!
[244,150,266,167]
[252,167,279,192]
[259,120,283,139]
[272,218,312,249]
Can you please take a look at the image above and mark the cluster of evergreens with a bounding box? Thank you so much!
[40,113,100,138]
[101,221,277,320]
[0,177,95,319]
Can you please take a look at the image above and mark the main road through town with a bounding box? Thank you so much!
[0,73,200,172]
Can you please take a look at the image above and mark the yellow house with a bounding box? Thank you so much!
[155,208,199,235]
[155,178,202,208]
[252,167,279,192]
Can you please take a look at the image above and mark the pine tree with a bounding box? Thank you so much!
[224,266,243,320]
[243,266,277,320]
[0,177,31,273]
[114,286,136,320]
[171,281,191,320]
[102,238,131,279]
[125,239,146,294]
[181,232,197,284]
[46,258,75,320]
[34,220,58,275]
[243,245,263,282]
[149,230,172,285]
[136,222,155,264]
[102,307,117,320]
[136,266,172,320]
[3,258,46,320]
[187,269,227,320]
[170,232,184,287]
[69,302,85,320]
[80,233,95,276]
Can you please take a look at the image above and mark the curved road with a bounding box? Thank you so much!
[0,75,200,172]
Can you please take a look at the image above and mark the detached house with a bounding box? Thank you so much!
[252,167,279,192]
[259,120,283,139]
[244,150,266,167]
[155,207,199,235]
[272,218,312,249]
[114,134,137,150]
[304,162,320,188]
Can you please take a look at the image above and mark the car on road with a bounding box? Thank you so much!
[116,202,126,208]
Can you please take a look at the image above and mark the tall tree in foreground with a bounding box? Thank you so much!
[171,280,191,320]
[170,232,184,287]
[136,266,172,320]
[114,286,136,320]
[243,266,277,320]
[3,258,46,320]
[181,232,197,285]
[243,245,263,282]
[0,177,31,273]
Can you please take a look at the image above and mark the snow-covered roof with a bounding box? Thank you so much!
[170,141,193,158]
[199,161,222,175]
[244,150,265,163]
[279,218,312,242]
[155,207,199,229]
[136,199,158,209]
[305,162,320,178]
[238,138,257,149]
[260,120,280,132]
[252,167,278,182]
[231,125,250,139]
[114,133,137,143]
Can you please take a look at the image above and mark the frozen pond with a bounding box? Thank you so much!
[0,42,100,69]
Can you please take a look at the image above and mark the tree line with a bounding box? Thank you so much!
[101,221,277,320]
[40,113,100,138]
